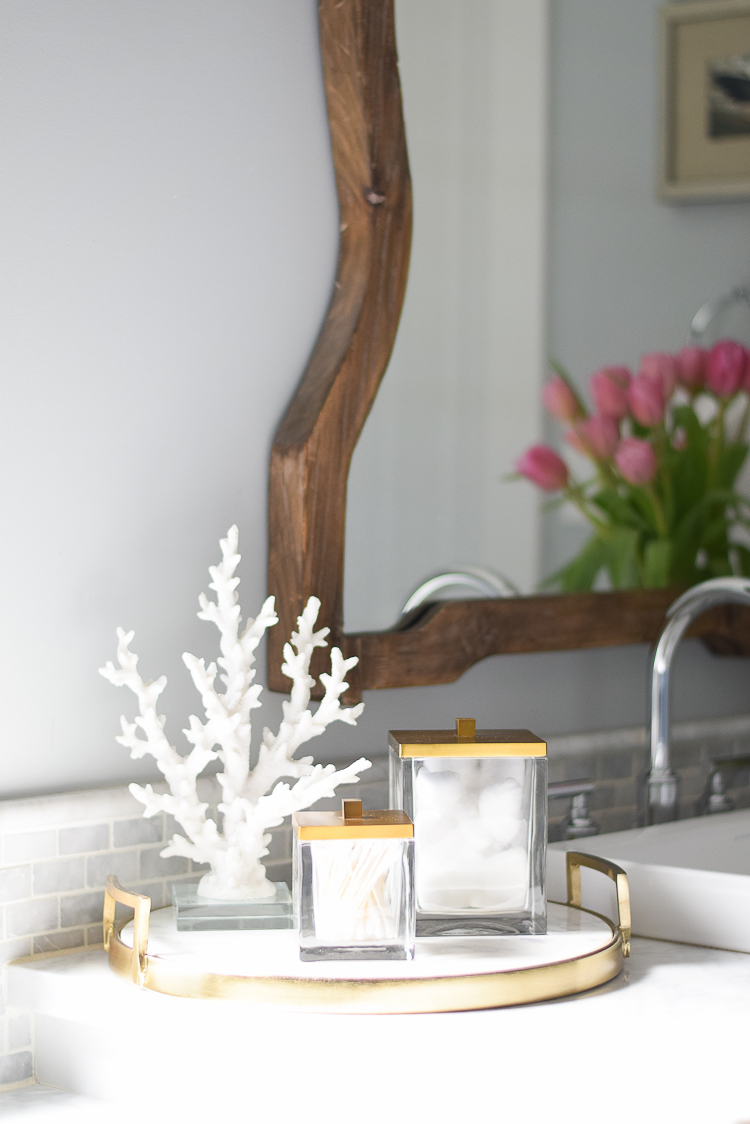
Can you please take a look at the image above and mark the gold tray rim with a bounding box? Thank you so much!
[104,851,631,1013]
[106,902,621,1014]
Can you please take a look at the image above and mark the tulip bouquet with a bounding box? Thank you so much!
[516,341,750,591]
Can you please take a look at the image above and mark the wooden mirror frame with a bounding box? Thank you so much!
[268,0,750,701]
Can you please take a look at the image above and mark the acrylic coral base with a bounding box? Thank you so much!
[172,881,292,931]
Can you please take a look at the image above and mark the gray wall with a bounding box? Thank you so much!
[0,0,748,800]
[0,0,338,795]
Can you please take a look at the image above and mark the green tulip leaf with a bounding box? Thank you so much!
[643,539,672,588]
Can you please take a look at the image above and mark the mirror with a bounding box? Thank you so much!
[344,0,545,632]
[345,0,750,629]
[267,0,750,701]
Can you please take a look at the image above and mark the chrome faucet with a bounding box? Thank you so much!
[647,576,750,824]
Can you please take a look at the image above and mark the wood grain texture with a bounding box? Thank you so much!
[267,0,750,702]
[268,0,411,692]
[349,592,750,692]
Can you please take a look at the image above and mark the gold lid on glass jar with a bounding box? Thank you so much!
[389,718,547,758]
[293,799,414,840]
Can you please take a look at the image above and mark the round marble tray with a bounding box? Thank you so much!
[112,901,623,1013]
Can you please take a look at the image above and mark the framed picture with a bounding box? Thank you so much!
[661,0,750,200]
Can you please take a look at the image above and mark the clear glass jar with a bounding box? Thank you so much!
[293,800,415,961]
[389,719,547,936]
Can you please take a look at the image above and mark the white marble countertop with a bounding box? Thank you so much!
[5,934,750,1123]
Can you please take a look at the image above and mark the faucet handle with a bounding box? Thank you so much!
[548,779,599,839]
[705,754,750,814]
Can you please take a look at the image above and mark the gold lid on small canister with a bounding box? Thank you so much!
[293,799,414,840]
[389,718,547,758]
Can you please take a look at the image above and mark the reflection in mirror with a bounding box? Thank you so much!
[345,0,750,630]
[344,0,547,632]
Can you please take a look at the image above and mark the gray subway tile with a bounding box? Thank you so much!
[59,823,110,855]
[8,1015,31,1050]
[0,867,31,905]
[597,751,634,781]
[0,1050,33,1086]
[6,898,58,938]
[0,937,32,962]
[562,754,598,782]
[189,860,210,874]
[2,831,56,864]
[33,929,86,953]
[610,778,638,806]
[547,759,568,784]
[139,847,187,880]
[114,816,163,848]
[165,815,184,842]
[672,744,702,770]
[359,783,388,809]
[362,757,388,782]
[596,808,637,834]
[266,826,291,862]
[33,857,85,896]
[547,821,567,844]
[679,798,702,820]
[588,784,616,812]
[265,859,291,887]
[60,891,103,928]
[680,771,708,800]
[131,882,168,908]
[87,849,137,889]
[86,923,104,946]
[725,767,750,791]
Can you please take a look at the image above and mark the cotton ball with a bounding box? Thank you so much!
[446,818,495,856]
[415,768,462,814]
[476,758,526,788]
[479,778,523,821]
[416,846,483,911]
[483,813,525,848]
[481,847,528,907]
[414,808,452,846]
[419,757,450,773]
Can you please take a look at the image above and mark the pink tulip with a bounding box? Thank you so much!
[614,438,658,485]
[744,348,750,392]
[707,340,745,398]
[542,375,582,422]
[515,445,569,491]
[566,415,620,460]
[563,428,587,457]
[628,373,665,427]
[640,353,678,399]
[676,346,706,391]
[590,367,632,420]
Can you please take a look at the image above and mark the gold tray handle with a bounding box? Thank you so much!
[565,851,631,957]
[103,876,152,986]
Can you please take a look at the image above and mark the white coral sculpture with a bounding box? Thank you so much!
[99,526,370,901]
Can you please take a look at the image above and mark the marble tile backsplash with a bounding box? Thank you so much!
[0,720,748,1090]
[546,718,750,840]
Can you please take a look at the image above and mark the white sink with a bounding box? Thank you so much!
[548,809,750,953]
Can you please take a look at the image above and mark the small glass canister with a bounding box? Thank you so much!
[292,799,415,961]
[389,719,547,936]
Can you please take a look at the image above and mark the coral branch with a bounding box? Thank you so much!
[100,526,370,900]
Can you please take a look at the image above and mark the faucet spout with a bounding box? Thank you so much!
[647,577,750,824]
